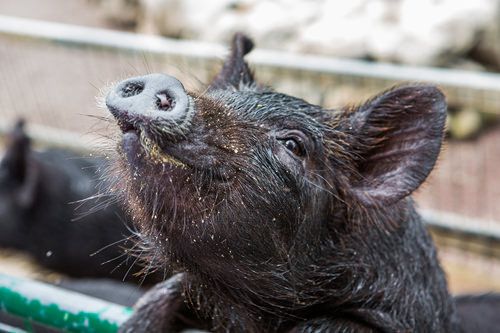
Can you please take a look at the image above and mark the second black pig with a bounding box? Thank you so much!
[0,120,158,282]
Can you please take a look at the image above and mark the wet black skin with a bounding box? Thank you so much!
[105,34,495,332]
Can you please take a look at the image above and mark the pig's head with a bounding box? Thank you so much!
[105,34,446,285]
[0,120,38,246]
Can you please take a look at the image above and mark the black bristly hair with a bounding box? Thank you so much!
[109,34,459,332]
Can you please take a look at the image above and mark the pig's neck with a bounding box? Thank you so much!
[183,200,458,331]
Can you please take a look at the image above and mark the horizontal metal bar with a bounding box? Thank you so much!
[0,121,102,153]
[1,15,500,93]
[0,322,28,333]
[421,209,500,241]
[0,274,132,333]
[0,15,225,60]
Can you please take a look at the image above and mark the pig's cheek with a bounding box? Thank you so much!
[274,148,304,176]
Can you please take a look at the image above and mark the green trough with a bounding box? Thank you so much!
[0,273,132,332]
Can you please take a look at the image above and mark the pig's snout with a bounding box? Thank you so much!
[106,73,190,126]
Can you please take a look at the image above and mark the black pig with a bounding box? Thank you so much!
[105,34,459,332]
[455,294,500,333]
[0,120,155,281]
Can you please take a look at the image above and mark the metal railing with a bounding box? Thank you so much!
[0,274,132,333]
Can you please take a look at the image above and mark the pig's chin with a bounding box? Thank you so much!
[120,130,189,172]
[121,130,142,165]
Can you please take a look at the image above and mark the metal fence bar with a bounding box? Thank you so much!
[1,15,500,114]
[0,322,28,333]
[0,274,132,333]
[421,209,500,241]
[422,209,500,258]
[0,15,225,60]
[0,121,101,153]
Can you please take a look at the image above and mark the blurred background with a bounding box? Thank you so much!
[0,0,500,297]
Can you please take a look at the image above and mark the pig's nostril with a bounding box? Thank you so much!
[155,92,175,111]
[107,74,188,123]
[120,82,144,98]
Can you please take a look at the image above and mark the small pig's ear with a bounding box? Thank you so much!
[1,119,31,182]
[209,33,256,90]
[347,85,446,206]
[1,120,38,208]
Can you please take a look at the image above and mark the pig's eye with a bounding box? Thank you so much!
[280,138,305,157]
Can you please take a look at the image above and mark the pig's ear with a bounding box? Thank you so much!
[0,120,38,208]
[1,119,31,182]
[209,33,256,90]
[347,85,446,206]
